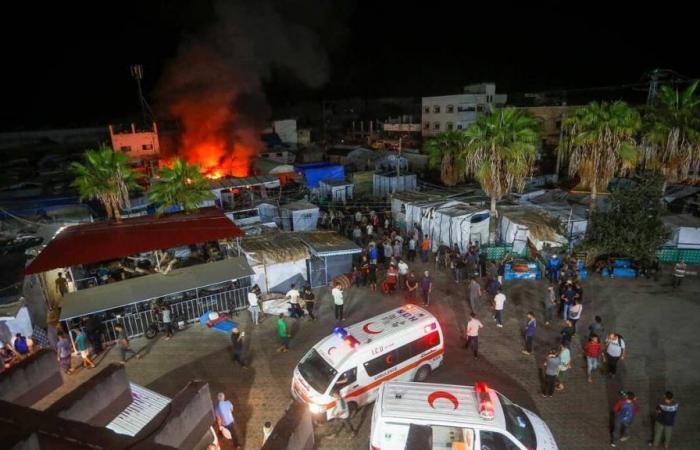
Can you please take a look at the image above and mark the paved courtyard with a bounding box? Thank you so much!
[36,260,700,450]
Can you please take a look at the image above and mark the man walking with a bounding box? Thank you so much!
[671,260,687,288]
[542,348,560,398]
[74,326,96,369]
[247,285,261,325]
[583,335,603,383]
[397,258,409,290]
[465,312,483,359]
[493,288,506,328]
[302,285,316,321]
[55,272,69,297]
[589,315,605,339]
[556,342,571,391]
[651,391,679,448]
[408,235,417,262]
[161,305,173,340]
[115,324,140,363]
[277,314,290,352]
[605,332,626,378]
[230,328,247,368]
[215,392,241,449]
[522,312,536,355]
[611,392,640,447]
[468,277,482,313]
[328,392,357,439]
[420,270,432,307]
[286,284,303,319]
[332,283,345,321]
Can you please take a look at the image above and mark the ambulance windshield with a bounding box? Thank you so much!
[298,349,338,394]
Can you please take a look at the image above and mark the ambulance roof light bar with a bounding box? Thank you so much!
[334,326,348,338]
[475,381,495,420]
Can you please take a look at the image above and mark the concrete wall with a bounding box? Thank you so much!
[152,381,215,450]
[0,349,63,407]
[46,363,132,426]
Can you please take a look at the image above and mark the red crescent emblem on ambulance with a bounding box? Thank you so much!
[363,322,383,334]
[428,391,459,410]
[327,346,337,355]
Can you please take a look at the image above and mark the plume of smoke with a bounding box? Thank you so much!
[156,0,349,175]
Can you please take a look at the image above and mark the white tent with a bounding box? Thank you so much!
[279,200,319,231]
[0,300,33,345]
[319,179,354,204]
[498,206,568,253]
[429,202,490,251]
[663,214,700,249]
[240,233,310,294]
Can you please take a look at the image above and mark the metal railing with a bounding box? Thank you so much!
[102,286,250,341]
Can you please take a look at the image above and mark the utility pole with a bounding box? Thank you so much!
[646,69,661,107]
[130,64,153,128]
[554,101,567,182]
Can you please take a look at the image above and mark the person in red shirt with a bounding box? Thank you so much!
[584,335,603,383]
[383,264,398,294]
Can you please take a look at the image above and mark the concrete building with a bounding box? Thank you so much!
[109,122,160,160]
[421,83,507,136]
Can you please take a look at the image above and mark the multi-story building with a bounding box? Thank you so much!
[421,83,507,136]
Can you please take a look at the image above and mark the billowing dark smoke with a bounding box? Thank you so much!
[156,0,350,177]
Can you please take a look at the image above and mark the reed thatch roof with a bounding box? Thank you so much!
[499,206,566,244]
[240,232,310,265]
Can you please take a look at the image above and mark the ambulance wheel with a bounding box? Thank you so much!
[348,401,358,417]
[414,365,431,382]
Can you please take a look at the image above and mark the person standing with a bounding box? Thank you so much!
[73,326,96,369]
[544,285,557,326]
[276,314,290,352]
[215,392,241,449]
[247,285,261,325]
[671,260,687,288]
[611,392,640,447]
[465,312,483,359]
[328,392,357,438]
[397,258,409,290]
[230,328,247,368]
[560,280,576,321]
[542,348,560,398]
[468,277,482,313]
[302,286,316,321]
[405,271,418,303]
[360,256,370,286]
[55,272,70,297]
[478,250,487,278]
[56,332,74,375]
[332,283,344,321]
[115,324,139,363]
[420,235,431,263]
[493,288,506,328]
[583,335,603,383]
[408,235,417,262]
[522,312,536,355]
[604,332,626,379]
[368,262,378,292]
[589,315,605,340]
[161,305,173,340]
[352,225,362,245]
[568,300,583,334]
[420,270,432,307]
[393,239,403,260]
[555,343,571,391]
[651,391,679,449]
[560,320,575,348]
[286,284,302,319]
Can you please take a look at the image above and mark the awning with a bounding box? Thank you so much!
[24,207,243,274]
[59,257,253,320]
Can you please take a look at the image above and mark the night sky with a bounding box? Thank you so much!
[1,0,697,130]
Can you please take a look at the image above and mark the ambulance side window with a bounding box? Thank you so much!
[479,430,520,450]
[332,367,357,392]
[411,331,441,355]
[364,350,399,376]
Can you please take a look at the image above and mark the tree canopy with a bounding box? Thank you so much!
[148,158,215,214]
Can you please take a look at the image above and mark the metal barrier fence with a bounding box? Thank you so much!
[102,286,250,341]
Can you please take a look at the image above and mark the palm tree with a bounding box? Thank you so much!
[461,108,541,243]
[425,131,466,186]
[561,101,641,211]
[71,146,140,222]
[642,81,700,190]
[148,158,215,214]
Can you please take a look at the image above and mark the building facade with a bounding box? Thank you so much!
[421,83,507,136]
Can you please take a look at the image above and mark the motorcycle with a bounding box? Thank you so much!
[145,311,186,339]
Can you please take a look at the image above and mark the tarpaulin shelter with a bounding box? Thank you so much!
[373,171,417,197]
[296,231,362,287]
[279,200,319,231]
[429,202,490,251]
[498,206,568,254]
[294,162,344,188]
[24,207,244,275]
[240,232,310,293]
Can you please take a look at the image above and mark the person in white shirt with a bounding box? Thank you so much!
[366,223,374,237]
[408,237,417,262]
[332,283,344,321]
[354,210,362,223]
[567,299,583,333]
[604,332,626,378]
[397,259,409,289]
[465,312,483,358]
[493,288,506,327]
[247,285,261,325]
[286,284,302,319]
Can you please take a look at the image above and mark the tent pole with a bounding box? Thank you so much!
[154,251,162,272]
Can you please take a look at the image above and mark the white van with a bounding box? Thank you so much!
[291,305,444,420]
[370,381,558,450]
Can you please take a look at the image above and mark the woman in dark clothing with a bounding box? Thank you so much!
[302,286,316,320]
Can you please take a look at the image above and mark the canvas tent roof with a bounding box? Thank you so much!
[24,208,244,275]
[280,200,318,211]
[240,232,310,265]
[296,231,362,256]
[499,206,567,248]
[294,162,345,188]
[319,179,353,187]
[59,257,254,320]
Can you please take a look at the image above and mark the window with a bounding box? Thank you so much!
[120,146,132,152]
[412,330,441,355]
[142,144,153,150]
[424,121,430,130]
[457,124,463,130]
[458,105,476,112]
[364,349,399,376]
[446,104,455,113]
[332,367,357,393]
[424,106,430,114]
[433,122,441,131]
[446,122,454,131]
[477,104,486,113]
[479,431,521,450]
[297,349,337,393]
[433,105,440,113]
[363,330,441,377]
[498,393,537,449]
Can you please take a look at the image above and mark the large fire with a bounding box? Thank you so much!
[168,91,260,179]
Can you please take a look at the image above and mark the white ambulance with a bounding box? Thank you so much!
[291,305,444,421]
[370,381,558,450]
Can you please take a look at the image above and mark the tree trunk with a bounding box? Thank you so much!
[589,181,597,214]
[113,201,122,223]
[489,195,497,244]
[103,199,114,221]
